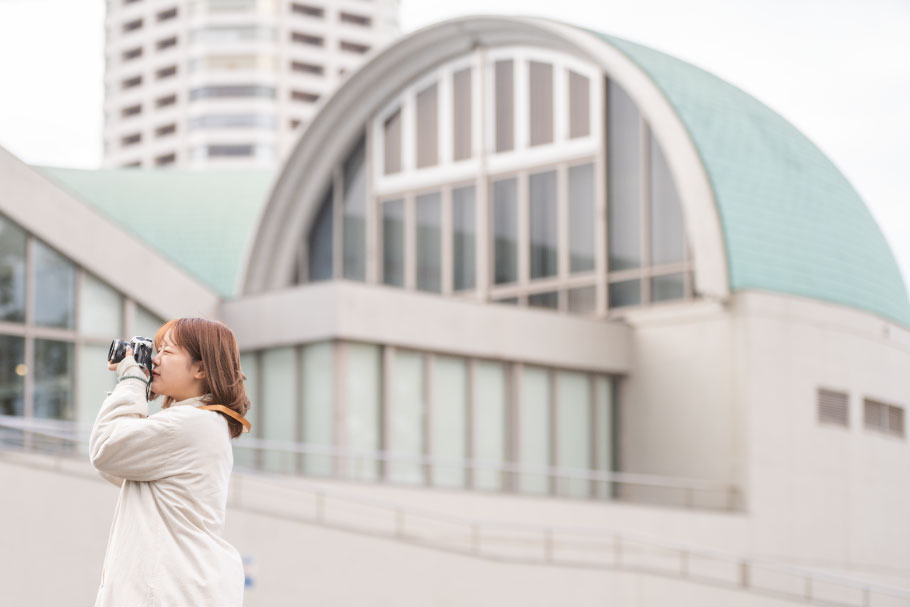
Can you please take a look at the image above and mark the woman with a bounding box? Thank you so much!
[89,317,251,606]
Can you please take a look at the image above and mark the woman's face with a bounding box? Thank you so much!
[150,329,205,402]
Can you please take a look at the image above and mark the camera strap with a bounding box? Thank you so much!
[197,404,252,433]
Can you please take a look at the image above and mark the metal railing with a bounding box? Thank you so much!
[2,417,909,607]
[0,414,738,510]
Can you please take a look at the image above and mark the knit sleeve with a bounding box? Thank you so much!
[88,357,187,482]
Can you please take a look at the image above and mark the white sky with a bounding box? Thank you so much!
[1,0,908,289]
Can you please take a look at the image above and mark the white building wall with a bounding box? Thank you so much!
[103,0,400,169]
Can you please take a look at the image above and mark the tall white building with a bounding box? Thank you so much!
[102,0,399,169]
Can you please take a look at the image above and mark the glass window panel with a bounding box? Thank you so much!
[556,371,591,498]
[77,344,115,427]
[568,70,590,139]
[382,199,405,287]
[529,170,558,279]
[134,306,164,341]
[492,178,518,285]
[594,376,613,499]
[34,339,74,420]
[261,347,296,472]
[345,342,380,481]
[302,342,333,476]
[567,286,596,315]
[528,291,558,309]
[342,136,366,281]
[609,279,641,308]
[416,192,442,293]
[430,355,466,488]
[452,68,472,161]
[383,108,402,175]
[519,366,550,494]
[0,215,26,323]
[0,335,25,416]
[388,349,424,484]
[234,352,259,469]
[569,163,595,273]
[495,297,518,306]
[473,360,506,491]
[608,81,642,271]
[494,60,514,153]
[650,132,686,265]
[651,273,686,303]
[416,83,439,168]
[529,61,554,146]
[308,186,334,282]
[34,241,76,329]
[79,273,123,337]
[452,186,476,291]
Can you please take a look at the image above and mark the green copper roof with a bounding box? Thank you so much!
[37,167,274,297]
[590,30,910,326]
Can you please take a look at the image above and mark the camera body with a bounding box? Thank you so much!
[108,336,154,375]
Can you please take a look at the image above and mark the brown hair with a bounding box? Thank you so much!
[153,317,251,439]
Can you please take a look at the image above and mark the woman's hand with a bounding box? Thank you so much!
[107,347,151,377]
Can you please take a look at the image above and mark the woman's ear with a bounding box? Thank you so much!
[192,361,206,381]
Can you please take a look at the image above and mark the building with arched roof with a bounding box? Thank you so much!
[2,15,910,606]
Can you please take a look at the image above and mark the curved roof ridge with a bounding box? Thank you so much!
[587,29,910,326]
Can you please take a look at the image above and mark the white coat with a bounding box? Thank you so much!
[89,356,244,606]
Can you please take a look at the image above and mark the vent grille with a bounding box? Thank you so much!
[817,388,848,427]
[863,399,905,438]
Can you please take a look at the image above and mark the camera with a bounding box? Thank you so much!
[108,336,154,376]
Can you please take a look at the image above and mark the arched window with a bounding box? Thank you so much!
[295,47,694,316]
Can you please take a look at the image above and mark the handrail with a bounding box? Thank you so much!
[0,415,738,510]
[2,422,909,606]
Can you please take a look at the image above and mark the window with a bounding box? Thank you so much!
[34,340,74,420]
[0,214,27,323]
[607,81,641,272]
[430,356,467,488]
[569,163,595,273]
[291,61,324,75]
[452,186,476,291]
[194,25,276,43]
[387,349,425,484]
[121,133,142,146]
[291,3,323,17]
[301,342,333,476]
[156,93,177,107]
[190,85,276,100]
[291,90,319,103]
[382,199,405,287]
[33,241,75,329]
[556,371,592,497]
[207,144,255,157]
[518,366,551,494]
[122,75,142,90]
[156,65,177,80]
[340,12,371,27]
[529,170,558,280]
[307,187,333,281]
[383,108,402,175]
[568,70,590,138]
[340,40,369,54]
[818,389,848,427]
[122,18,143,33]
[189,114,276,129]
[154,152,176,166]
[121,47,142,61]
[472,360,507,490]
[291,31,323,46]
[156,36,178,51]
[121,104,142,118]
[157,7,178,21]
[529,61,554,146]
[342,137,367,280]
[155,123,176,137]
[494,60,514,153]
[492,178,518,285]
[415,83,438,169]
[0,335,25,416]
[416,192,442,293]
[864,399,905,438]
[452,68,472,161]
[650,131,686,266]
